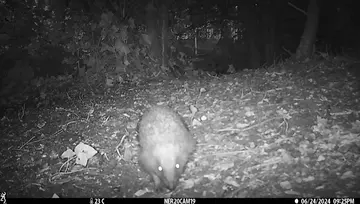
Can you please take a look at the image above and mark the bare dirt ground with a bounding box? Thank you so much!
[0,59,359,198]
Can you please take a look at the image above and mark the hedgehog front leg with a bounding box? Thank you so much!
[151,173,163,192]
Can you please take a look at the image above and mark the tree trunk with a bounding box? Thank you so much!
[161,4,169,69]
[261,1,276,65]
[244,7,261,69]
[295,0,319,60]
[145,2,161,59]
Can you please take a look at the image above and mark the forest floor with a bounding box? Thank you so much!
[0,58,360,198]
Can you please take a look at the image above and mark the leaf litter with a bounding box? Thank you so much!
[0,58,359,197]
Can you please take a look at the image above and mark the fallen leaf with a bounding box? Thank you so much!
[236,122,249,128]
[317,155,325,161]
[189,105,198,114]
[224,176,240,187]
[74,142,98,159]
[200,115,207,121]
[61,148,75,159]
[213,161,234,171]
[75,152,88,166]
[123,146,133,162]
[340,171,354,179]
[134,189,149,197]
[315,185,325,190]
[203,173,218,181]
[303,176,315,182]
[192,119,202,126]
[52,193,60,198]
[280,181,292,189]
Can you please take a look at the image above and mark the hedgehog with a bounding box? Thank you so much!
[138,105,196,191]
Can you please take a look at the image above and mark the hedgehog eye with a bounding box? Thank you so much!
[158,166,163,172]
[175,163,180,169]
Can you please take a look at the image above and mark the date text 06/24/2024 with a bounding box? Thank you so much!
[297,198,355,204]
